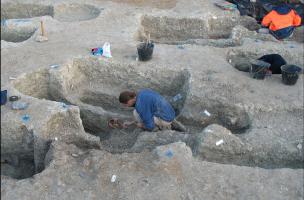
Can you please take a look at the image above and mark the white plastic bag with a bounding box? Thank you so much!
[102,42,112,58]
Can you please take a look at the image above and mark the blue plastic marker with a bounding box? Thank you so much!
[165,149,174,158]
[22,114,30,123]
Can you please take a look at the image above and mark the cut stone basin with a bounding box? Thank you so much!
[1,19,37,43]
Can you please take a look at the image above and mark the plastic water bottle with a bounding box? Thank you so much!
[11,102,29,110]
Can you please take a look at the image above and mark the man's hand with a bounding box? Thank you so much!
[122,120,136,128]
[136,123,145,129]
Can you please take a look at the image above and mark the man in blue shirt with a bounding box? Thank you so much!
[119,89,184,131]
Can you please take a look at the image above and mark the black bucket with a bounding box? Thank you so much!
[250,60,271,80]
[281,65,302,85]
[137,42,154,61]
[1,90,7,106]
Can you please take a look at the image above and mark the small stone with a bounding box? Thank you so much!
[79,171,86,178]
[83,159,91,167]
[204,129,213,133]
[216,139,224,146]
[297,143,302,150]
[172,93,182,101]
[50,64,60,69]
[71,153,79,157]
[177,45,185,49]
[204,110,211,116]
[54,137,58,141]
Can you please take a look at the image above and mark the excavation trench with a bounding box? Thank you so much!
[138,15,232,42]
[227,49,304,72]
[136,14,304,47]
[136,14,255,47]
[11,57,302,168]
[1,3,101,23]
[13,58,192,152]
[13,57,250,135]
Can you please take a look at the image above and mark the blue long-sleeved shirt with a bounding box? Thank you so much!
[135,89,175,131]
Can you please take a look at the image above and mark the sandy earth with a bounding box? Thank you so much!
[1,0,304,199]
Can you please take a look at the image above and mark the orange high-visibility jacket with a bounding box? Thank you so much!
[262,9,301,31]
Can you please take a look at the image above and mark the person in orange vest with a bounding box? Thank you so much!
[261,4,302,40]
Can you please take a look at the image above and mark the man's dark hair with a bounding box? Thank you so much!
[119,91,136,103]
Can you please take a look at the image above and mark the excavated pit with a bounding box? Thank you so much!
[54,4,101,22]
[1,20,37,43]
[1,3,101,23]
[1,3,54,19]
[1,126,50,179]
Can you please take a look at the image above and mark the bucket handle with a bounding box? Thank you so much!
[146,33,151,48]
[250,65,269,77]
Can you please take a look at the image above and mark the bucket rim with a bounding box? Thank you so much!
[137,42,154,49]
[280,64,302,73]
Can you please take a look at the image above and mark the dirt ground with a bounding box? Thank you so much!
[1,0,304,199]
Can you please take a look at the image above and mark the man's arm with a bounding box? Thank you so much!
[292,10,302,26]
[261,11,273,27]
[141,112,155,131]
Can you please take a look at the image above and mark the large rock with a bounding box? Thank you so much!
[193,124,303,168]
[230,57,251,72]
[193,124,250,165]
[239,16,260,31]
[130,130,194,153]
